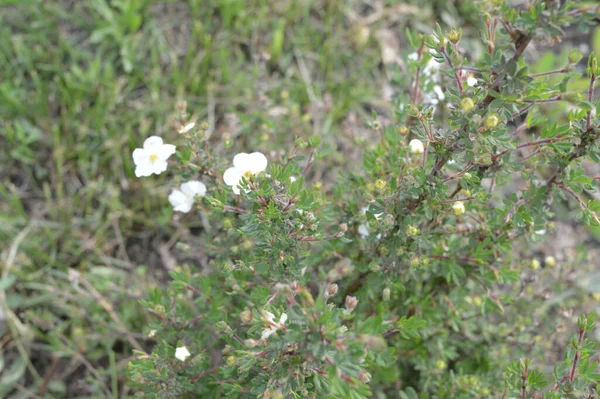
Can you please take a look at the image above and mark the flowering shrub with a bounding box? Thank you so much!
[128,1,600,398]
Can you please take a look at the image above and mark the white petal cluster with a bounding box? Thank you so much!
[132,136,176,177]
[261,311,287,340]
[409,139,425,154]
[223,152,268,194]
[168,181,207,213]
[175,346,191,362]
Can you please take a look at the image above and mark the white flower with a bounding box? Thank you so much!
[168,180,207,213]
[175,346,191,362]
[290,176,297,183]
[178,122,195,134]
[452,201,465,215]
[358,224,370,238]
[433,85,445,101]
[467,76,478,87]
[261,311,287,340]
[409,139,424,154]
[223,152,268,194]
[132,136,176,177]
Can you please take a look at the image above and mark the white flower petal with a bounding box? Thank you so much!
[358,224,369,238]
[409,139,424,154]
[157,144,176,160]
[247,152,268,174]
[181,180,206,197]
[232,153,251,169]
[231,184,241,195]
[467,76,478,87]
[223,167,242,187]
[169,189,193,213]
[132,148,148,165]
[279,313,287,324]
[150,160,169,176]
[175,346,191,361]
[263,311,275,323]
[135,163,154,177]
[261,327,277,340]
[178,122,195,134]
[143,136,163,149]
[433,85,445,101]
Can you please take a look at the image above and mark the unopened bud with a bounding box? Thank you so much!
[569,49,583,64]
[407,225,420,237]
[244,339,258,348]
[226,355,236,367]
[460,98,475,112]
[409,139,424,154]
[544,256,556,267]
[397,125,410,136]
[375,179,387,190]
[216,321,233,336]
[382,287,391,301]
[240,310,253,324]
[485,114,500,128]
[327,284,339,296]
[447,28,462,44]
[345,295,358,311]
[359,371,371,384]
[339,223,348,232]
[529,259,541,270]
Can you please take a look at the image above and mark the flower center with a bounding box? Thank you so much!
[243,170,252,179]
[149,153,159,162]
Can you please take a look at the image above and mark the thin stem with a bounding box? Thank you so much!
[223,205,249,214]
[492,134,567,162]
[520,95,562,103]
[558,183,600,224]
[521,360,529,399]
[586,73,596,131]
[440,47,463,93]
[569,328,586,383]
[530,68,567,78]
[440,196,475,203]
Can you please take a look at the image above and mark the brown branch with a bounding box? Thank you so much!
[569,328,586,383]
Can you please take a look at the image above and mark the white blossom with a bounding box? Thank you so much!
[223,152,268,194]
[178,122,195,134]
[175,346,191,361]
[409,139,424,154]
[358,224,370,238]
[261,311,287,340]
[466,76,478,87]
[168,180,207,213]
[452,201,465,215]
[132,136,176,177]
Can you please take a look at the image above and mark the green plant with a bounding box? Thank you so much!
[127,1,600,398]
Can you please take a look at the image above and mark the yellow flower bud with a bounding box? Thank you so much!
[544,256,556,267]
[485,114,500,128]
[529,259,540,270]
[407,225,420,237]
[460,98,475,112]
